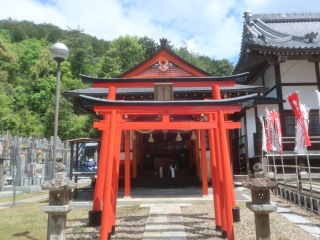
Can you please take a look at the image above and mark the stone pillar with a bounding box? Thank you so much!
[42,172,76,240]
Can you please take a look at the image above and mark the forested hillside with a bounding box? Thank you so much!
[0,19,233,140]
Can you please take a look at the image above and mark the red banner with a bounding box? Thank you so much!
[287,92,311,146]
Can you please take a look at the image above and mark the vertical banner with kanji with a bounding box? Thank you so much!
[271,110,283,154]
[287,92,311,154]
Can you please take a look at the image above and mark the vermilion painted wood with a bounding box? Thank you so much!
[93,80,235,88]
[108,86,116,99]
[208,113,221,229]
[200,129,209,195]
[100,111,116,239]
[195,130,200,177]
[218,110,234,240]
[125,130,131,197]
[111,128,121,232]
[93,105,241,114]
[213,85,234,240]
[94,121,241,131]
[212,87,227,234]
[92,126,109,211]
[132,132,137,178]
[119,48,209,78]
[92,87,116,212]
[214,122,227,233]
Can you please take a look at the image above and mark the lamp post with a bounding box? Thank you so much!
[50,42,69,178]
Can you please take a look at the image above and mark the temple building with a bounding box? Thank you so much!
[233,12,320,175]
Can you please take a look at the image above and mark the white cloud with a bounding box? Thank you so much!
[0,0,319,63]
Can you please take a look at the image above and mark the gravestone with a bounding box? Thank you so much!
[13,155,25,186]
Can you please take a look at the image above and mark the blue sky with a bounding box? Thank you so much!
[1,0,320,64]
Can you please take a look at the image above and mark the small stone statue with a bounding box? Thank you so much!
[252,162,265,178]
[55,162,65,173]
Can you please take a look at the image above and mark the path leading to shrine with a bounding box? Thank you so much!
[141,203,191,239]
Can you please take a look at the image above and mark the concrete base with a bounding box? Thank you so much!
[88,210,102,226]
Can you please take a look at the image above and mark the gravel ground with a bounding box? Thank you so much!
[181,194,320,240]
[66,194,319,240]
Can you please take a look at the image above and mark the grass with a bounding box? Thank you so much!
[0,198,93,240]
[0,201,47,240]
[0,192,48,203]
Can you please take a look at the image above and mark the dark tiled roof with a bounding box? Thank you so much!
[233,12,320,75]
[79,93,258,108]
[244,12,320,50]
[63,84,265,98]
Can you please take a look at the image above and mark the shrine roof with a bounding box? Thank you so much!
[233,12,320,75]
[79,72,249,85]
[119,46,210,78]
[79,93,258,108]
[63,84,265,98]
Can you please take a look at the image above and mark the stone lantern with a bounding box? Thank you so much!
[243,163,278,240]
[41,172,76,240]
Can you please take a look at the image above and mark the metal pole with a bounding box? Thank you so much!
[52,60,61,178]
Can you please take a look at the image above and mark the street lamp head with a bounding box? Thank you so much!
[50,42,69,62]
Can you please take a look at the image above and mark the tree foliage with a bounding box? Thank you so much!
[0,19,234,139]
[98,35,145,78]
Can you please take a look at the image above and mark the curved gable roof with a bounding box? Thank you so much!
[120,47,210,78]
[234,12,320,74]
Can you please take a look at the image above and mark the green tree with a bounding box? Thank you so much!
[12,38,49,76]
[138,36,158,58]
[0,37,19,83]
[98,35,145,77]
[174,44,233,76]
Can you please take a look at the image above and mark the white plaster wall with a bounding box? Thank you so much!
[264,65,276,88]
[245,108,256,158]
[281,60,317,83]
[241,117,245,136]
[282,86,318,109]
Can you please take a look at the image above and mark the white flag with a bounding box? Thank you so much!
[259,115,267,152]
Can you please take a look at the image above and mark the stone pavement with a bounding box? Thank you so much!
[141,203,190,240]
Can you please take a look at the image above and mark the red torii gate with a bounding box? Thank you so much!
[79,77,256,240]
